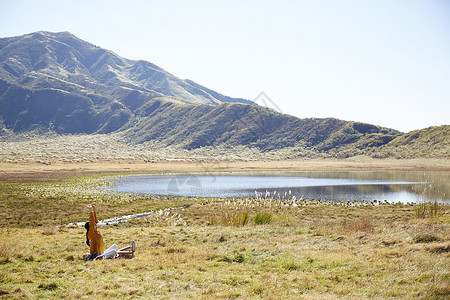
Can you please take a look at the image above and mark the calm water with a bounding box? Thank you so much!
[109,171,450,203]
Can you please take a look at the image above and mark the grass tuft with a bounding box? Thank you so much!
[283,260,302,271]
[413,233,440,243]
[426,243,450,254]
[254,212,273,225]
[37,283,58,291]
[210,207,250,227]
[41,225,56,235]
[415,201,443,218]
[339,218,374,234]
[0,289,9,295]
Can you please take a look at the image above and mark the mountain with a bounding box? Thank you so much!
[0,31,253,134]
[0,31,252,105]
[1,31,446,159]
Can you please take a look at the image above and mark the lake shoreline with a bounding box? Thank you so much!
[109,172,450,203]
[1,157,449,182]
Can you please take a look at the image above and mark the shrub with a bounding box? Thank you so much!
[254,212,273,225]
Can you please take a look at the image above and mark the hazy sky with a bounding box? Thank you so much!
[1,0,449,132]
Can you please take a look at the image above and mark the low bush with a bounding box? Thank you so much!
[254,212,273,225]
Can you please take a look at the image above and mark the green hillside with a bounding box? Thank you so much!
[120,98,401,155]
[374,125,450,158]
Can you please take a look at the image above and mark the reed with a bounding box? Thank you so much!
[210,207,250,227]
[415,201,443,218]
[414,181,444,218]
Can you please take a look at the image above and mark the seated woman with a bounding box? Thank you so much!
[85,204,104,259]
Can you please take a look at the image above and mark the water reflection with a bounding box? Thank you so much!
[109,171,449,203]
[250,184,427,203]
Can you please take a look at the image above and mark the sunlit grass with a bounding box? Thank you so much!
[0,210,449,299]
[0,171,449,298]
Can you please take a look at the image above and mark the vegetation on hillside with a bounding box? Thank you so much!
[374,125,450,159]
[0,124,448,163]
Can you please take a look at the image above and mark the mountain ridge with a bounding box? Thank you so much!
[0,31,252,105]
[0,31,448,159]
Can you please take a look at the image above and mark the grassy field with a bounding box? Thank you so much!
[0,160,449,299]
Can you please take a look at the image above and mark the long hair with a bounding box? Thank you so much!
[85,222,90,246]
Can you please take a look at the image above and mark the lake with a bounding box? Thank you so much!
[109,171,450,203]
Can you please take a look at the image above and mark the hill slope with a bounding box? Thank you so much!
[374,125,450,158]
[121,99,400,155]
[1,31,447,159]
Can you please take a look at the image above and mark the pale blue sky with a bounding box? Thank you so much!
[1,0,449,132]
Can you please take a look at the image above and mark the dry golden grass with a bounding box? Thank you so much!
[0,206,448,299]
[0,159,449,298]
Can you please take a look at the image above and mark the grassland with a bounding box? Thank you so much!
[0,160,449,299]
[1,129,448,166]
